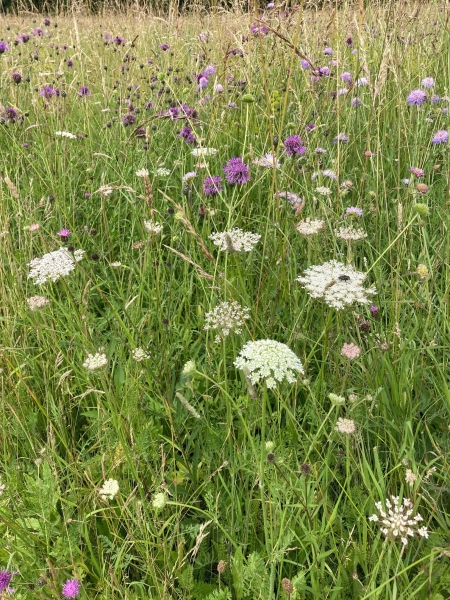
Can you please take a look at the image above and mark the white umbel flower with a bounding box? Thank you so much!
[335,226,368,241]
[132,347,150,362]
[253,153,281,168]
[28,248,85,284]
[144,220,163,236]
[234,339,304,389]
[136,168,149,177]
[296,218,325,236]
[297,260,376,310]
[191,147,218,157]
[335,417,355,434]
[83,351,108,371]
[27,295,49,310]
[55,131,77,139]
[99,478,119,500]
[204,301,250,342]
[368,496,428,545]
[209,228,261,252]
[315,186,332,196]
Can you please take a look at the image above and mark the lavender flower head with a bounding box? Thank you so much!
[340,71,353,83]
[203,176,222,195]
[406,89,427,106]
[432,129,448,144]
[204,65,216,77]
[0,41,9,53]
[283,135,306,156]
[0,570,13,592]
[223,157,250,184]
[323,47,333,55]
[301,59,310,69]
[421,77,435,89]
[62,579,80,598]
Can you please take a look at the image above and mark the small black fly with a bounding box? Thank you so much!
[338,274,351,281]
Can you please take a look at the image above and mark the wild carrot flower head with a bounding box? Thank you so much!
[234,339,304,389]
[406,89,427,106]
[253,153,280,168]
[368,496,428,545]
[341,343,361,359]
[296,218,325,235]
[28,248,85,284]
[209,228,261,253]
[83,351,108,371]
[99,478,119,500]
[283,135,306,156]
[204,301,250,343]
[223,157,250,184]
[297,260,376,310]
[335,225,368,241]
[335,417,356,434]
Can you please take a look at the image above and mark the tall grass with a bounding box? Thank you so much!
[0,1,449,598]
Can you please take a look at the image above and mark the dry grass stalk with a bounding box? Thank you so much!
[163,245,216,282]
[3,177,20,199]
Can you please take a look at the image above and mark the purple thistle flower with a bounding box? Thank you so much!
[67,59,73,68]
[159,43,170,51]
[43,18,51,26]
[85,193,91,198]
[346,37,353,47]
[0,41,9,53]
[57,228,71,241]
[0,570,13,592]
[178,126,197,145]
[5,107,19,122]
[40,85,57,98]
[11,72,22,84]
[203,176,222,195]
[340,71,352,83]
[323,47,333,55]
[305,123,315,132]
[223,157,250,184]
[78,86,91,97]
[421,77,435,89]
[283,135,306,156]
[432,129,448,144]
[251,24,269,35]
[62,579,80,599]
[18,33,29,43]
[113,36,126,45]
[122,113,136,126]
[32,28,44,36]
[406,89,427,106]
[410,166,424,177]
[370,305,378,314]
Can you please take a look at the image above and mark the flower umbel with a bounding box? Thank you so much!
[204,301,250,342]
[28,248,85,284]
[99,478,119,500]
[234,339,304,389]
[297,260,376,310]
[368,496,428,545]
[209,228,261,252]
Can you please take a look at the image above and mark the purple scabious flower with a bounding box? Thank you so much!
[319,66,330,77]
[323,47,333,55]
[0,570,13,592]
[283,135,306,156]
[62,579,80,599]
[11,72,22,84]
[301,59,310,69]
[122,113,136,126]
[204,65,215,77]
[333,133,349,143]
[406,89,427,106]
[340,71,352,83]
[432,129,448,144]
[0,41,9,53]
[197,77,209,91]
[351,97,363,107]
[430,94,440,104]
[421,77,435,89]
[40,85,57,98]
[346,206,363,217]
[410,166,424,177]
[223,158,250,184]
[251,24,270,35]
[178,126,197,145]
[78,86,91,97]
[159,43,170,51]
[203,176,222,195]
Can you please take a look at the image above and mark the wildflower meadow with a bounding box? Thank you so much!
[0,1,449,598]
